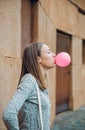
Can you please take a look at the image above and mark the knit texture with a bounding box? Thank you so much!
[3,74,51,130]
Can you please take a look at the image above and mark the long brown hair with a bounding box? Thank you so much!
[19,42,46,90]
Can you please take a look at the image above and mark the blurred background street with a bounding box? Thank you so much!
[51,106,85,130]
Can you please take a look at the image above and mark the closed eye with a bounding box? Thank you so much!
[48,51,51,54]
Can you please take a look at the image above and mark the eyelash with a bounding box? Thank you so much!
[48,51,51,54]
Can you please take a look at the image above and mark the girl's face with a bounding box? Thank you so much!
[38,44,55,70]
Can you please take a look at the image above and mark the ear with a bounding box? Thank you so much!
[37,56,41,63]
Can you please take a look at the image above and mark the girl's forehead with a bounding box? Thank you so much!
[41,44,50,50]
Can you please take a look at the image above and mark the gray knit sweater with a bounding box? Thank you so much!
[2,74,51,130]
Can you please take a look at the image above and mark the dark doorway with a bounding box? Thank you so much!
[56,30,72,113]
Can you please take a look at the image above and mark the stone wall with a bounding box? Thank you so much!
[0,0,21,129]
[71,36,85,110]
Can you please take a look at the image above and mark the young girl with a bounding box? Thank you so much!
[2,42,55,130]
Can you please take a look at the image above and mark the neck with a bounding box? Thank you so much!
[40,66,47,78]
[40,66,48,88]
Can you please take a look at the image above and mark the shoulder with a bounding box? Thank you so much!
[17,73,38,94]
[21,73,36,82]
[19,73,37,87]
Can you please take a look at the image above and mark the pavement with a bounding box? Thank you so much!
[51,106,85,130]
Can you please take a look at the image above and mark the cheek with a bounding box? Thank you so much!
[42,56,51,62]
[42,56,53,65]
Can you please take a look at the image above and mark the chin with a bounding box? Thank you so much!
[47,64,55,69]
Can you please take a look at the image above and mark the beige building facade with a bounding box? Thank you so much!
[0,0,85,129]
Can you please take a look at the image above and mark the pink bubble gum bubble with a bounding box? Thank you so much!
[54,52,71,67]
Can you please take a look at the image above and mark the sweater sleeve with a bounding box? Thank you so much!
[2,74,34,130]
